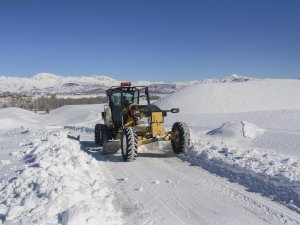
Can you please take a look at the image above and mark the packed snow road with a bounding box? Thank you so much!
[77,131,300,225]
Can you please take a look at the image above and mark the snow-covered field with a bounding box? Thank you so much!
[1,78,300,224]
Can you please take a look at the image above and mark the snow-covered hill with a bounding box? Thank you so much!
[157,79,300,113]
[0,73,119,95]
[0,73,254,95]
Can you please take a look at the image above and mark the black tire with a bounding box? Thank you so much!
[99,124,109,147]
[121,128,138,162]
[171,122,190,154]
[95,124,109,147]
[95,124,101,145]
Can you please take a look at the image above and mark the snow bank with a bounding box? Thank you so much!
[0,130,122,225]
[157,79,300,114]
[207,121,265,140]
[182,139,300,211]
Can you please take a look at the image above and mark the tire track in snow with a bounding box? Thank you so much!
[78,132,300,225]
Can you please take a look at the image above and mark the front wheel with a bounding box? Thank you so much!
[171,122,190,154]
[121,128,138,162]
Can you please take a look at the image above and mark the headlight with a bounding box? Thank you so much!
[171,108,179,113]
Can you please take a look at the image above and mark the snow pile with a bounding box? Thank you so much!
[207,121,265,140]
[157,79,300,114]
[0,130,122,225]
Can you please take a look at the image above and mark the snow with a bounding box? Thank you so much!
[0,160,11,167]
[206,121,265,140]
[0,111,122,224]
[156,78,300,212]
[32,73,61,80]
[157,79,300,113]
[0,118,23,130]
[0,74,120,94]
[1,77,300,224]
[0,73,253,95]
[0,108,42,134]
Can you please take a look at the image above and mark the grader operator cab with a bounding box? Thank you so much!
[95,82,190,161]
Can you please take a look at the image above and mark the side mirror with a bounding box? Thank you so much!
[171,108,179,113]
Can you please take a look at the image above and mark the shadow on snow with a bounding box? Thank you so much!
[80,140,175,163]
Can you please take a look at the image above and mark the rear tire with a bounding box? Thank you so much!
[171,122,190,154]
[95,124,101,145]
[95,124,109,147]
[99,124,109,147]
[121,128,138,162]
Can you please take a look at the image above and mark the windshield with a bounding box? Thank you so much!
[111,92,121,106]
[110,90,138,107]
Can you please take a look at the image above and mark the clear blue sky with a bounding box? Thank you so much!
[0,0,299,81]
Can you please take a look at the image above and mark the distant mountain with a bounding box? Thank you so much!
[0,73,255,95]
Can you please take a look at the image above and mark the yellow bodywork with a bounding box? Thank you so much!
[151,112,164,136]
[109,104,173,146]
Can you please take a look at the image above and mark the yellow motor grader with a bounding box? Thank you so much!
[95,82,190,161]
